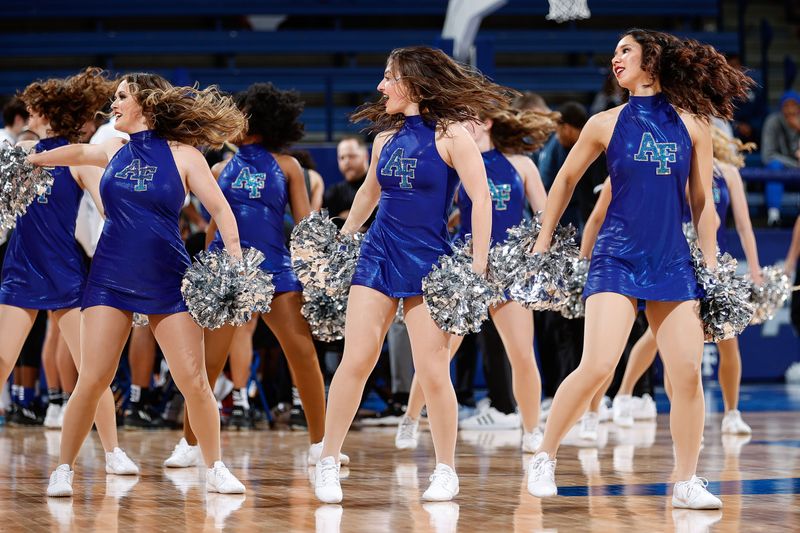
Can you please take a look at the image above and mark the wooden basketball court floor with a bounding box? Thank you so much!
[2,384,799,532]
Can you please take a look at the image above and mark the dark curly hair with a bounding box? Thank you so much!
[624,29,755,120]
[351,46,517,134]
[20,67,115,143]
[235,82,305,151]
[123,72,246,148]
[483,106,558,154]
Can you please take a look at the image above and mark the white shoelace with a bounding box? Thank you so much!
[531,457,555,481]
[318,463,339,486]
[429,467,456,486]
[398,419,417,440]
[51,468,70,485]
[683,477,710,500]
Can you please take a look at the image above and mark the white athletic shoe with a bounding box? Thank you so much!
[580,412,600,442]
[44,404,62,429]
[47,464,74,498]
[307,442,350,466]
[598,397,613,422]
[315,456,343,504]
[206,461,246,494]
[164,438,202,468]
[632,393,657,420]
[672,476,722,509]
[422,463,459,501]
[521,427,544,453]
[526,451,557,497]
[105,447,139,475]
[395,416,421,450]
[459,407,520,430]
[56,405,65,428]
[721,410,752,435]
[539,398,553,423]
[612,395,634,427]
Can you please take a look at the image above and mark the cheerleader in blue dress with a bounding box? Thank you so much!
[30,73,248,498]
[525,30,753,509]
[167,83,336,469]
[314,46,513,504]
[396,105,554,454]
[0,69,138,475]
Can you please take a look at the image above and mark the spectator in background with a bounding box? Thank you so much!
[323,136,375,228]
[289,149,325,211]
[762,90,800,226]
[0,97,29,146]
[590,75,626,116]
[512,91,551,113]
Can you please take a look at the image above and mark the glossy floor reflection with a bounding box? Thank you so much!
[2,387,799,532]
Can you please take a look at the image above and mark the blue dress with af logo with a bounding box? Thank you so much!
[583,93,703,302]
[82,130,191,314]
[351,115,460,297]
[209,143,301,293]
[0,136,86,309]
[456,148,524,244]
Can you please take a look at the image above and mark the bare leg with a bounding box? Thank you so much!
[320,286,396,460]
[717,338,741,412]
[229,316,257,389]
[405,335,464,421]
[0,305,37,385]
[539,293,637,457]
[56,331,78,394]
[646,301,704,480]
[150,312,222,466]
[403,296,457,467]
[261,292,327,444]
[589,373,614,413]
[42,312,61,392]
[617,328,658,397]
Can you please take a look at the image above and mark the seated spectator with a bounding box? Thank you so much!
[761,90,800,226]
[0,97,29,146]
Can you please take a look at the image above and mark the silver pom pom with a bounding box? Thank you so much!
[132,313,149,327]
[300,288,347,342]
[688,242,754,342]
[422,238,495,336]
[290,209,339,289]
[559,257,591,319]
[487,215,542,302]
[181,248,275,329]
[0,144,55,230]
[749,265,790,325]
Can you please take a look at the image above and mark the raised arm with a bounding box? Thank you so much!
[579,177,612,259]
[685,116,718,269]
[443,123,491,274]
[340,132,390,235]
[721,162,761,281]
[182,148,241,260]
[508,153,547,212]
[277,154,312,224]
[533,114,607,252]
[28,138,123,168]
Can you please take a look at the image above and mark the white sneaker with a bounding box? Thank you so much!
[44,404,62,429]
[459,407,520,430]
[395,416,420,450]
[315,456,342,504]
[598,397,613,422]
[539,397,553,423]
[206,461,246,494]
[106,447,139,475]
[307,441,350,466]
[521,428,544,453]
[612,394,634,427]
[422,463,459,501]
[721,410,752,435]
[580,412,599,442]
[672,476,722,509]
[56,404,65,427]
[164,438,202,468]
[632,393,657,420]
[526,451,557,497]
[47,464,74,497]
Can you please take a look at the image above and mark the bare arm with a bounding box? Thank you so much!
[28,138,123,168]
[71,166,106,219]
[340,132,391,235]
[785,216,800,276]
[508,154,547,212]
[721,162,761,281]
[533,113,608,252]
[181,147,241,259]
[309,170,325,211]
[205,218,219,249]
[442,123,491,273]
[277,154,312,224]
[685,115,718,269]
[579,177,611,259]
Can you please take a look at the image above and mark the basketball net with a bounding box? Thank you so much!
[546,0,591,23]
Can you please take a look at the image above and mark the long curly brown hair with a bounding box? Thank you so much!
[20,67,115,143]
[351,46,516,134]
[624,29,755,120]
[123,73,246,148]
[484,106,558,154]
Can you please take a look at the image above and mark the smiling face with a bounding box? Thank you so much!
[377,60,416,115]
[111,80,148,134]
[612,35,651,92]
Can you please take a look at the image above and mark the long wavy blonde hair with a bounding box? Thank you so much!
[711,126,756,168]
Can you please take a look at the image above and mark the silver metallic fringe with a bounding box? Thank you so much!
[0,144,55,230]
[749,265,790,325]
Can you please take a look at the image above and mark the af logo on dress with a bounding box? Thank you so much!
[633,132,677,175]
[381,148,418,189]
[232,167,267,199]
[114,159,158,191]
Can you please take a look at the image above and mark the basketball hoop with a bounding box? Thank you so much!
[546,0,591,23]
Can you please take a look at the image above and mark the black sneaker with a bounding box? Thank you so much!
[360,403,407,427]
[124,407,166,429]
[228,406,253,430]
[9,404,44,426]
[289,405,308,431]
[270,402,291,426]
